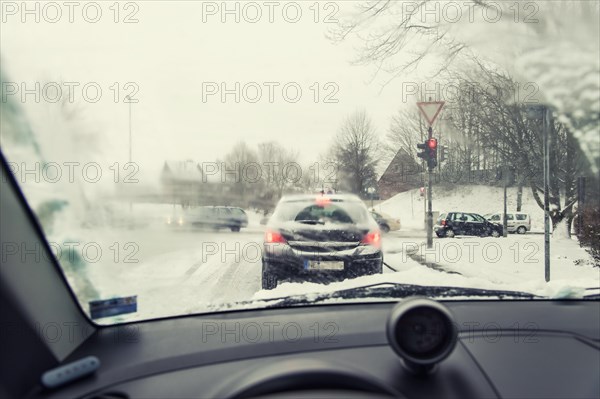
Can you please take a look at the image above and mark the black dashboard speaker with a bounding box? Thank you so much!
[387,297,458,375]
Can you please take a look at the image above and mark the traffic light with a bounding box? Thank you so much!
[417,138,438,169]
[426,138,438,169]
[417,141,428,161]
[439,145,447,162]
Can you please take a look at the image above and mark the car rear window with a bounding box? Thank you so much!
[272,201,369,224]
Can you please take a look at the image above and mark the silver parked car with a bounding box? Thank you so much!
[485,212,531,234]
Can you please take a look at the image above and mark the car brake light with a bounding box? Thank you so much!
[265,229,286,244]
[315,196,331,206]
[361,230,381,248]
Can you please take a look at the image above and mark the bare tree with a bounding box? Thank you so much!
[224,141,260,203]
[332,1,599,169]
[330,110,380,195]
[385,108,422,161]
[257,141,300,198]
[459,68,588,234]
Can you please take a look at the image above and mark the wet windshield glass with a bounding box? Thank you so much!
[273,201,368,224]
[1,1,598,324]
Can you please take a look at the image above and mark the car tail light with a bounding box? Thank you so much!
[315,196,331,206]
[361,230,381,248]
[265,229,287,244]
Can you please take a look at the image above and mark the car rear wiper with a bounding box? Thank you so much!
[244,282,540,308]
[295,219,325,225]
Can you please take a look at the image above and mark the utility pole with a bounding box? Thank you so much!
[527,104,552,282]
[503,165,508,237]
[543,106,552,282]
[128,96,132,166]
[127,95,133,221]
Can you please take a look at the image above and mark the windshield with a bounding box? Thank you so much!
[1,1,598,324]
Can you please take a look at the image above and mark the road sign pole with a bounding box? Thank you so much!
[427,126,433,248]
[416,101,444,249]
[543,106,551,282]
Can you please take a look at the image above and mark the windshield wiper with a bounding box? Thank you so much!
[583,287,600,299]
[243,282,540,308]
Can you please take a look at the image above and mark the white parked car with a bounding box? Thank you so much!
[484,212,531,234]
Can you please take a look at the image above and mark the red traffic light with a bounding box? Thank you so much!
[427,138,438,149]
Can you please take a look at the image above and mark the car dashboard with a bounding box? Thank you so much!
[30,300,600,399]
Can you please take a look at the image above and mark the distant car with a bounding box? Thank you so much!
[262,194,383,289]
[173,206,247,232]
[485,212,531,234]
[434,212,503,238]
[369,210,400,233]
[227,206,249,229]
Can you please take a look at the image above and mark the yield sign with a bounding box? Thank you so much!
[417,101,445,126]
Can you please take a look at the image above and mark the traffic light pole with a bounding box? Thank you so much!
[426,126,433,248]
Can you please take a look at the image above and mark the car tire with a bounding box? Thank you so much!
[231,226,241,232]
[517,226,527,234]
[445,229,455,238]
[380,224,390,233]
[490,230,501,238]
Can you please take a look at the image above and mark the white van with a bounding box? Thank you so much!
[485,212,531,234]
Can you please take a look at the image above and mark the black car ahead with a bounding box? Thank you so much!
[434,212,503,238]
[262,194,383,289]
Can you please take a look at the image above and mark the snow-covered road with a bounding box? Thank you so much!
[58,224,598,324]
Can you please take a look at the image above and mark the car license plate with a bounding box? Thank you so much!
[304,260,344,270]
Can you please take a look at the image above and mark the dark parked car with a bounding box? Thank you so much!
[177,206,248,232]
[434,212,503,238]
[262,194,383,289]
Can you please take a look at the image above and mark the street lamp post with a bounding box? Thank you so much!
[527,104,552,282]
[126,95,133,225]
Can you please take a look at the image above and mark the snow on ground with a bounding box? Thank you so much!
[255,233,599,302]
[56,225,265,323]
[37,194,599,324]
[374,185,546,231]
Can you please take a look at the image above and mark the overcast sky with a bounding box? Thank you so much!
[1,1,439,178]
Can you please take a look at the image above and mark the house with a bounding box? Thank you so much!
[161,160,231,206]
[377,149,423,200]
